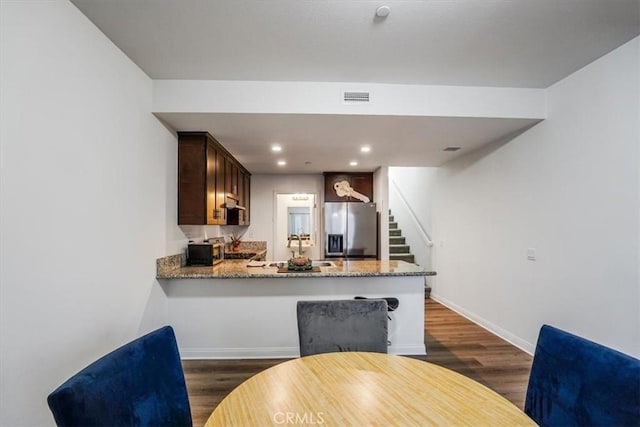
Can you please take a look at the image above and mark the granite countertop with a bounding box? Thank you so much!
[157,256,436,280]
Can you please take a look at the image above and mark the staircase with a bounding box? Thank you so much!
[388,210,432,298]
[388,210,416,264]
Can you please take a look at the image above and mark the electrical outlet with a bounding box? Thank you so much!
[527,248,536,261]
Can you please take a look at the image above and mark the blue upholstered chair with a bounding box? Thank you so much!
[47,326,192,427]
[525,324,640,427]
[296,299,388,356]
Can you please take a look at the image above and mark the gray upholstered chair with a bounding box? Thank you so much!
[296,299,388,356]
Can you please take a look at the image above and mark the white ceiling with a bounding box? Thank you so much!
[156,112,540,173]
[72,0,639,174]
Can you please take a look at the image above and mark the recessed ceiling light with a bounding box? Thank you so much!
[376,5,391,17]
[350,161,358,166]
[277,160,287,166]
[271,145,282,152]
[360,146,371,153]
[443,146,462,152]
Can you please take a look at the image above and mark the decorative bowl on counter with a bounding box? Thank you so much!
[288,256,312,271]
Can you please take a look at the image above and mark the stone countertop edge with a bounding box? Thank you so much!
[156,256,437,280]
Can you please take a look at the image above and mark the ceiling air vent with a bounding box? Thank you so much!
[443,146,462,152]
[343,91,370,103]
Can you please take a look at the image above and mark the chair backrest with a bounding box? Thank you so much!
[297,299,388,356]
[525,324,640,427]
[47,326,192,427]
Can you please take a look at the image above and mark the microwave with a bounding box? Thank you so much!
[187,242,224,266]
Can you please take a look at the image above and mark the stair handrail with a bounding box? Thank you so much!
[390,178,434,247]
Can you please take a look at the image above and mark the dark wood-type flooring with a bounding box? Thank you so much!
[182,298,533,426]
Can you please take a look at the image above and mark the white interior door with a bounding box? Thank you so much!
[274,193,318,260]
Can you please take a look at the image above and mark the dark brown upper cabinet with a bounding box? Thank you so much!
[224,156,237,198]
[242,171,251,224]
[229,169,251,226]
[178,132,250,225]
[323,172,374,203]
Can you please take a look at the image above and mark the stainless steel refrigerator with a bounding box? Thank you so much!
[324,202,378,259]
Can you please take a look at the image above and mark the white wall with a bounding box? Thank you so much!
[431,37,640,357]
[163,275,426,358]
[0,1,183,425]
[247,174,324,259]
[373,166,390,260]
[251,173,388,260]
[389,167,438,271]
[154,79,547,120]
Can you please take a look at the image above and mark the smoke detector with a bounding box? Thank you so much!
[376,5,391,17]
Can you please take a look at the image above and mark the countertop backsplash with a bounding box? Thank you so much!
[235,241,267,252]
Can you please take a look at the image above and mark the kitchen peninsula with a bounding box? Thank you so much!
[157,255,435,358]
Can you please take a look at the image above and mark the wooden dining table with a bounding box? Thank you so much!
[205,352,537,426]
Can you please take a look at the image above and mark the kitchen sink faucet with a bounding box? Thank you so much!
[287,233,305,257]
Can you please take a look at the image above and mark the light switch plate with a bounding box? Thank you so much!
[527,248,536,261]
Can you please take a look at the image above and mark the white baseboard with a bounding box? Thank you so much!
[180,345,426,359]
[389,344,427,356]
[430,293,535,355]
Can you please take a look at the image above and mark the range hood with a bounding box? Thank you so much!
[224,197,246,210]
